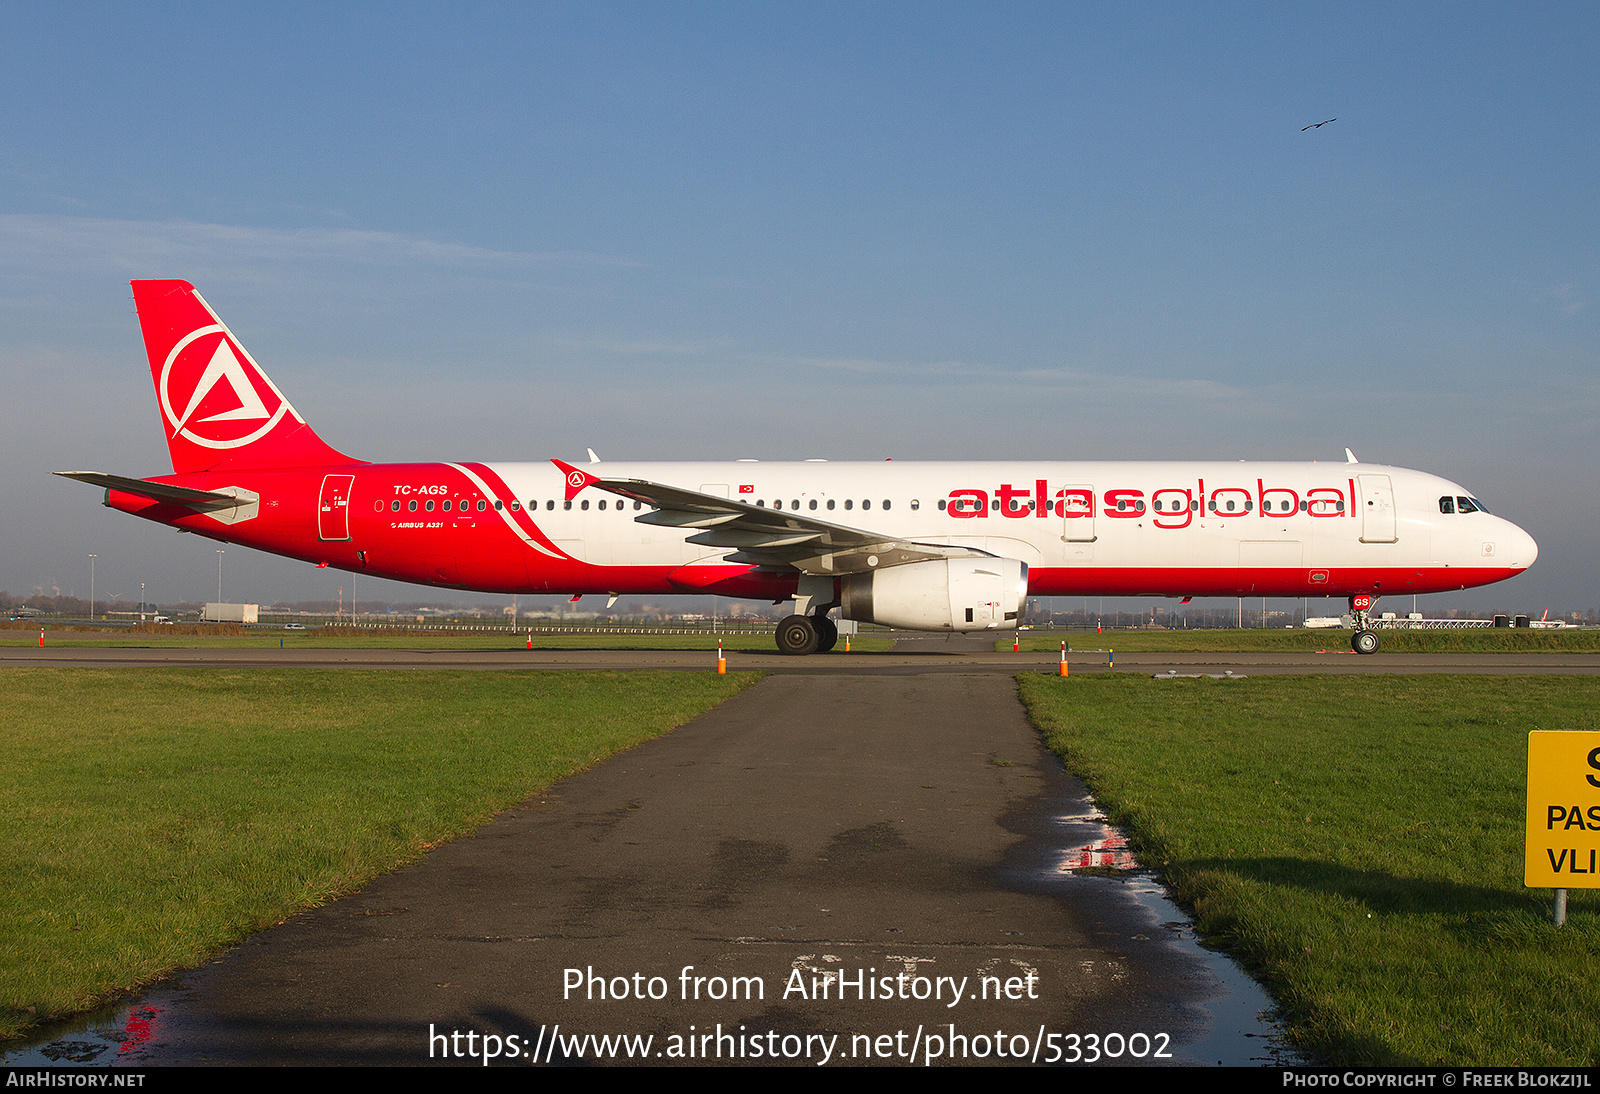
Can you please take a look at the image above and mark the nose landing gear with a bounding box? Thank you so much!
[1349,592,1380,654]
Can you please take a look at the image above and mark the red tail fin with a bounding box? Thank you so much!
[131,280,359,474]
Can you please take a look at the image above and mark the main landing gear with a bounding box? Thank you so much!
[776,575,840,656]
[1349,593,1380,655]
[776,613,838,656]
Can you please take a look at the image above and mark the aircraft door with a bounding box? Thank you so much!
[318,474,355,541]
[1059,485,1096,541]
[1357,474,1397,543]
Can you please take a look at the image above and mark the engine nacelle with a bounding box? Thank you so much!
[840,558,1028,631]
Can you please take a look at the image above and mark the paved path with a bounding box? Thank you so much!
[83,673,1262,1066]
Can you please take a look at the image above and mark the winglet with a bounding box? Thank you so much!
[1344,448,1359,464]
[552,458,600,501]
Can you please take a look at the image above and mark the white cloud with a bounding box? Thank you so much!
[0,214,643,277]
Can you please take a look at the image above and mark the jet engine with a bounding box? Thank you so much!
[840,558,1028,631]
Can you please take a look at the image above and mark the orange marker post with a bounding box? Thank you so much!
[1059,640,1068,677]
[845,634,851,653]
[526,631,532,650]
[717,639,726,675]
[1013,636,1019,653]
[39,627,45,647]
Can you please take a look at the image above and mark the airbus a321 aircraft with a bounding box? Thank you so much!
[58,281,1538,655]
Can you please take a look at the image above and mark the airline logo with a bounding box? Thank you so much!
[551,458,600,501]
[159,326,290,449]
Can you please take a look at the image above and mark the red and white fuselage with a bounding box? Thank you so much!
[64,281,1538,629]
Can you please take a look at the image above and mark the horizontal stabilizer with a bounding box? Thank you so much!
[54,471,260,525]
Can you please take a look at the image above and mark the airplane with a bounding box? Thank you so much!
[57,280,1539,656]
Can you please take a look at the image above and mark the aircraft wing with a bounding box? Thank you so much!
[554,461,993,576]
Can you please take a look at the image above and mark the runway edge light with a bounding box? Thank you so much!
[1524,729,1600,926]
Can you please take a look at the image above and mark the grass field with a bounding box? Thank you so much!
[0,668,759,1040]
[1012,628,1600,654]
[1019,673,1600,1066]
[4,629,896,653]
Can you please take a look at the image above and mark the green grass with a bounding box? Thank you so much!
[1011,628,1600,654]
[1019,674,1600,1066]
[5,630,895,653]
[0,668,759,1040]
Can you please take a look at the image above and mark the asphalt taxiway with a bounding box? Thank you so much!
[4,634,1596,675]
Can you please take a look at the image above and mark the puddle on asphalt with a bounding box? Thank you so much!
[1,994,176,1066]
[1042,797,1300,1066]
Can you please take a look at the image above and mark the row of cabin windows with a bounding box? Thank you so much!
[753,498,915,512]
[382,498,651,513]
[1439,496,1489,514]
[380,493,1354,517]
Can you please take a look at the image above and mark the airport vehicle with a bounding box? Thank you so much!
[57,281,1538,655]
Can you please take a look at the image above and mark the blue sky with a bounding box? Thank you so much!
[2,4,1595,615]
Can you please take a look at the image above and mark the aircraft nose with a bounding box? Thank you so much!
[1505,520,1538,570]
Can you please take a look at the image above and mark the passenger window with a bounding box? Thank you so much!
[391,500,400,512]
[510,501,520,511]
[1244,500,1252,511]
[883,500,891,510]
[563,500,572,510]
[494,499,503,511]
[581,500,589,510]
[476,499,486,511]
[407,500,417,511]
[1135,500,1144,513]
[598,500,606,510]
[910,499,919,510]
[827,499,835,510]
[374,500,384,512]
[546,500,555,510]
[938,499,946,511]
[1191,501,1200,512]
[845,499,853,510]
[1226,500,1235,511]
[809,499,817,510]
[1337,501,1345,512]
[425,500,434,512]
[442,500,452,512]
[863,499,872,510]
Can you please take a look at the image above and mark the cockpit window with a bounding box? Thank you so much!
[1457,496,1479,514]
[1470,497,1489,513]
[1439,496,1455,514]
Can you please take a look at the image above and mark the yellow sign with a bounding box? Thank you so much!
[1525,731,1600,888]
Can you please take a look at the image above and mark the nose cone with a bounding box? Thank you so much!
[1503,519,1538,571]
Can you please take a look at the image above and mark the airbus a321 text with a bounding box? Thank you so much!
[59,281,1538,655]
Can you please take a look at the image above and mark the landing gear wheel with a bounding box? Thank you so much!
[1352,629,1380,655]
[776,614,820,656]
[813,616,838,653]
